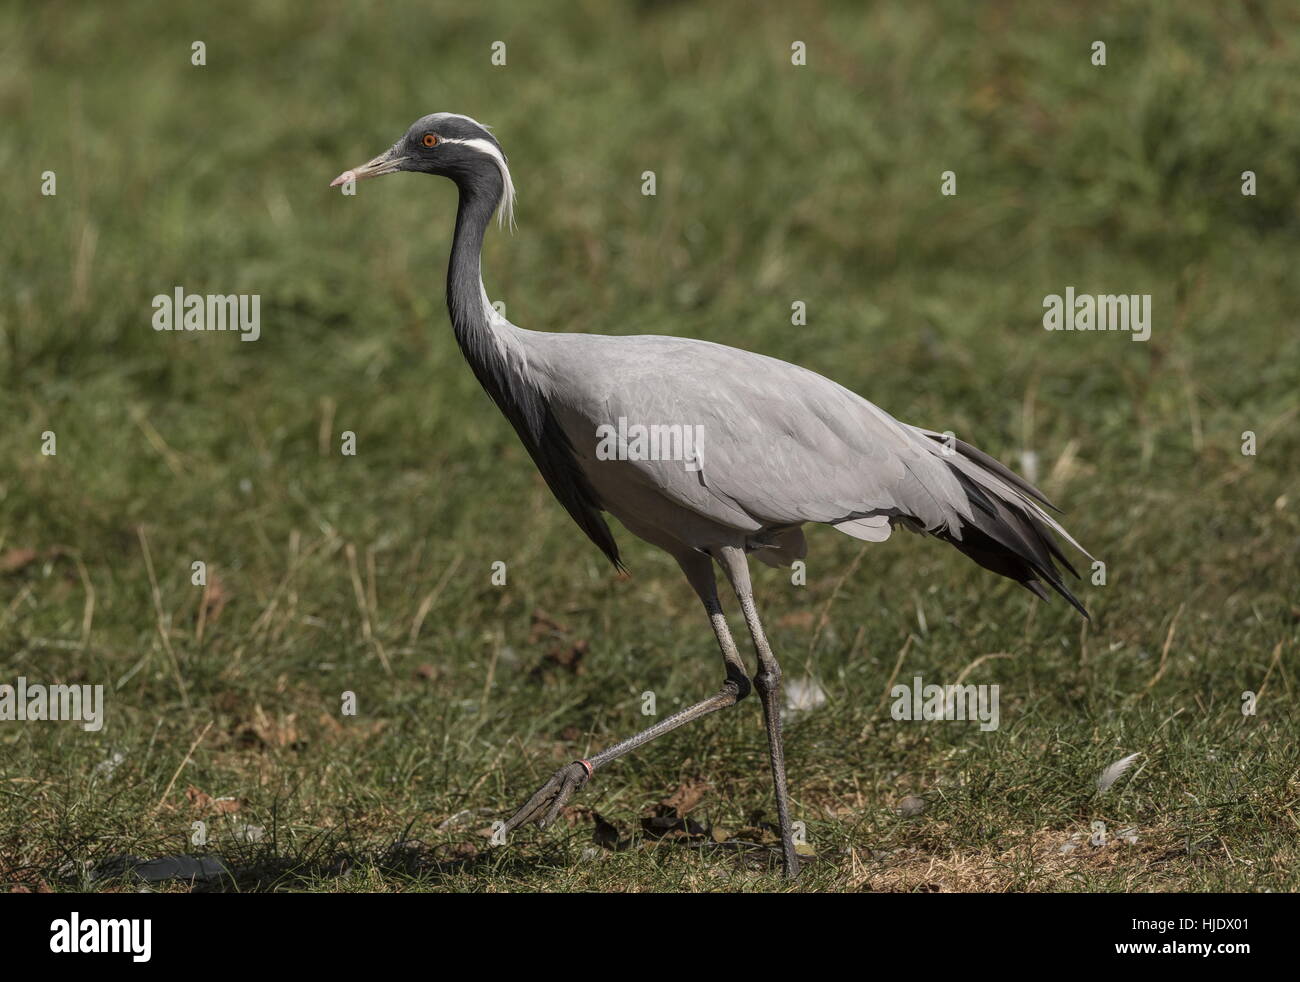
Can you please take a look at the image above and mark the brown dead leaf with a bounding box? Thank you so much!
[213,690,244,714]
[522,607,590,678]
[317,711,345,737]
[528,608,569,643]
[439,840,481,861]
[559,805,590,827]
[662,778,710,818]
[547,639,588,673]
[0,549,39,575]
[527,608,589,677]
[9,879,52,893]
[413,663,437,680]
[530,639,589,679]
[234,708,303,750]
[185,785,213,811]
[778,610,815,629]
[184,785,241,815]
[204,573,229,623]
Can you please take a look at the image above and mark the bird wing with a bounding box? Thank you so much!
[526,331,975,535]
[524,330,1088,614]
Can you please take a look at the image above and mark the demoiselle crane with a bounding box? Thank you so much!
[331,113,1089,879]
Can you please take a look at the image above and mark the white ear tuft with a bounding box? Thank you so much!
[440,137,516,231]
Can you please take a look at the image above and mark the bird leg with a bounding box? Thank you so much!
[500,759,595,832]
[503,552,750,837]
[717,545,799,879]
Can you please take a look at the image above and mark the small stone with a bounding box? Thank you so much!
[896,796,926,817]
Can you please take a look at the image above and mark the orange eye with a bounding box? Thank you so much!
[422,133,438,148]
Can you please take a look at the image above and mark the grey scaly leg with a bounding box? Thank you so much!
[503,551,750,835]
[716,545,799,879]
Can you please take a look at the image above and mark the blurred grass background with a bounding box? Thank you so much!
[1,0,1297,892]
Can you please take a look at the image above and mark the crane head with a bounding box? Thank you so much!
[330,113,516,227]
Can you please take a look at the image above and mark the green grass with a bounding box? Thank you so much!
[1,0,1297,892]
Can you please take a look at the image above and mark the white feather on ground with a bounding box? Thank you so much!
[784,676,827,716]
[1097,752,1141,792]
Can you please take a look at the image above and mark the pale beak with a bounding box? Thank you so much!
[329,146,407,187]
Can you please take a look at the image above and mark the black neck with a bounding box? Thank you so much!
[445,173,546,441]
[440,169,625,570]
[446,176,500,357]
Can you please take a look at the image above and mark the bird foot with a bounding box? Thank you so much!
[503,760,592,835]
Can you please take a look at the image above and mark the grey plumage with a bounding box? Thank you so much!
[529,332,1090,613]
[333,113,1090,879]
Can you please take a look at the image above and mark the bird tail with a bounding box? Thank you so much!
[916,429,1092,619]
